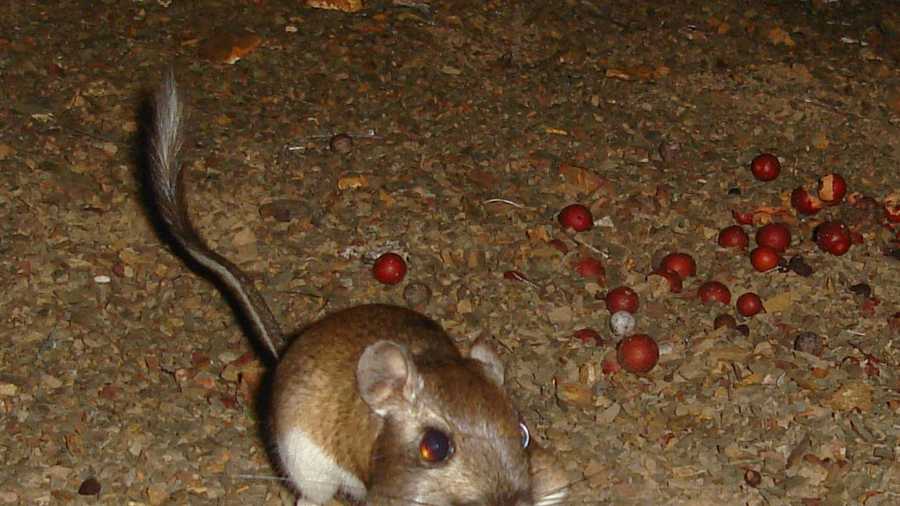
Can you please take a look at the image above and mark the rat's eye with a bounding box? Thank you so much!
[518,422,530,448]
[419,428,453,463]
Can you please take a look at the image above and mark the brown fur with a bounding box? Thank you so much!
[147,74,568,506]
[271,304,461,479]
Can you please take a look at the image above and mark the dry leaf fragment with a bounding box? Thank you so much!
[220,351,258,382]
[337,174,368,190]
[787,63,813,82]
[606,65,669,81]
[0,143,15,160]
[237,361,265,404]
[232,227,256,247]
[467,168,498,188]
[605,68,631,80]
[828,381,873,412]
[0,382,18,396]
[583,460,610,487]
[630,65,656,80]
[887,93,900,115]
[810,367,829,379]
[763,291,794,313]
[786,433,811,469]
[198,30,263,64]
[578,362,597,384]
[811,131,829,150]
[525,226,551,243]
[555,382,593,408]
[146,483,170,506]
[785,370,818,391]
[595,402,621,424]
[707,344,750,363]
[456,299,474,314]
[559,163,605,193]
[259,199,302,222]
[767,27,796,47]
[65,433,85,457]
[307,0,363,12]
[738,372,763,386]
[547,305,574,324]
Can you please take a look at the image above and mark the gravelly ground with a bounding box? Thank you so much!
[1,1,899,505]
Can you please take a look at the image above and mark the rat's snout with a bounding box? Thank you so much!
[451,494,532,506]
[493,492,534,506]
[456,485,530,506]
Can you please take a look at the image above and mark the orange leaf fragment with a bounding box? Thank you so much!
[559,163,605,194]
[198,29,263,64]
[307,0,363,12]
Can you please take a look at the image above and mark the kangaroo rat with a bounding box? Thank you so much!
[147,75,568,505]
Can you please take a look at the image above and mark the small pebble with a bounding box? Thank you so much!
[609,311,636,337]
[787,255,813,277]
[657,141,681,163]
[78,477,101,496]
[744,469,762,487]
[848,283,872,298]
[713,313,736,330]
[794,331,823,356]
[329,133,353,154]
[403,282,432,307]
[574,328,603,346]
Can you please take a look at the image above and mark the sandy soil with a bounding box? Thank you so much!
[1,0,899,504]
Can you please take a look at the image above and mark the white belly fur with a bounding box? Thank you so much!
[279,428,367,504]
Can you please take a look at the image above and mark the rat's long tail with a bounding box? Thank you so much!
[148,72,282,359]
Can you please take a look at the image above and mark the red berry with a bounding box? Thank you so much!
[883,193,900,223]
[817,173,847,205]
[791,187,823,215]
[659,252,696,279]
[558,204,593,232]
[616,334,659,374]
[698,281,731,305]
[574,328,603,346]
[372,253,407,285]
[750,246,781,272]
[736,292,764,317]
[605,286,639,313]
[755,223,791,252]
[750,153,781,182]
[574,257,605,280]
[732,209,754,225]
[601,353,622,375]
[814,221,852,256]
[718,225,749,249]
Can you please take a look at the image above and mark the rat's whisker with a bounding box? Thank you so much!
[232,473,290,482]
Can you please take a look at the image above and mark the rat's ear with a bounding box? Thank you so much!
[468,337,505,387]
[357,340,421,415]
